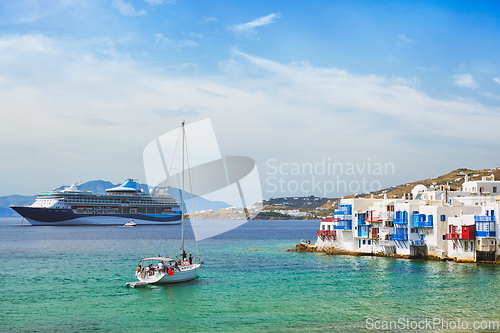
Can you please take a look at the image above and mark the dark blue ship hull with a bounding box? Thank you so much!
[11,206,182,225]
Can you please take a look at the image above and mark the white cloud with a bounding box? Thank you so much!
[452,73,478,88]
[1,33,499,197]
[493,77,500,85]
[154,33,198,48]
[199,16,217,24]
[231,13,280,37]
[397,34,419,47]
[112,0,146,16]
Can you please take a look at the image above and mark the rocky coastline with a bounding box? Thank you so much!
[289,242,500,264]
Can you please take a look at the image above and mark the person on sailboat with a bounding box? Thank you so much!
[136,265,142,278]
[182,250,187,261]
[158,261,164,274]
[189,254,193,265]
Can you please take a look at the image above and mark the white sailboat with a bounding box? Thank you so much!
[127,121,202,287]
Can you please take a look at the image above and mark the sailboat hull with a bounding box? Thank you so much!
[138,264,201,284]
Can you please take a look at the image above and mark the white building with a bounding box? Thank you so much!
[316,184,500,262]
[462,174,500,195]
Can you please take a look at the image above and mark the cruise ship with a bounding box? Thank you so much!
[11,179,182,226]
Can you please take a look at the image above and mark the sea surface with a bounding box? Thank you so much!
[1,218,499,333]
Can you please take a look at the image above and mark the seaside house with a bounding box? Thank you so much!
[316,179,500,262]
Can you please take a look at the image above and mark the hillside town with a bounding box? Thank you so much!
[316,174,500,262]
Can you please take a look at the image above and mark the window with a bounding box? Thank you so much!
[368,240,371,245]
[494,187,497,193]
[471,242,474,251]
[441,215,446,222]
[464,241,468,251]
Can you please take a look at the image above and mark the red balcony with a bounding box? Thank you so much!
[317,230,336,239]
[366,211,383,223]
[446,225,475,240]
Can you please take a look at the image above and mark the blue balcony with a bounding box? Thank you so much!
[334,204,352,216]
[334,218,352,231]
[357,225,370,238]
[392,233,408,241]
[357,212,367,225]
[475,216,496,237]
[392,227,408,241]
[393,211,408,225]
[413,214,433,228]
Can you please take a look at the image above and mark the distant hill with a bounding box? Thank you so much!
[0,195,37,217]
[0,180,230,217]
[54,180,118,194]
[262,168,499,210]
[344,167,500,200]
[263,195,333,209]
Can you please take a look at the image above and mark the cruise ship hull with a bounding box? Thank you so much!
[11,206,182,226]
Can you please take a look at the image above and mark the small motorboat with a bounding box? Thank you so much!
[124,220,137,227]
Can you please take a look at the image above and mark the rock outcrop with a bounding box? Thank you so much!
[289,242,317,252]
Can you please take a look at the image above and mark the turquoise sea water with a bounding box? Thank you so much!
[1,218,499,332]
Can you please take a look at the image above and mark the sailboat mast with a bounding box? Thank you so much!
[181,121,185,253]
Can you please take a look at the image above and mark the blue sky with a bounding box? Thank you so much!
[0,0,499,198]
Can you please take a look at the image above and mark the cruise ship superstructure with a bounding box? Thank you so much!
[11,179,182,226]
[316,174,500,262]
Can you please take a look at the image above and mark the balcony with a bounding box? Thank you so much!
[446,233,463,240]
[357,225,370,238]
[476,230,496,238]
[410,239,426,246]
[334,204,352,216]
[392,226,408,241]
[369,227,379,240]
[475,216,496,238]
[447,225,475,240]
[475,216,495,222]
[393,218,408,225]
[380,227,394,235]
[366,211,383,223]
[392,233,408,241]
[317,230,336,239]
[379,211,395,219]
[393,211,408,225]
[414,220,433,228]
[413,214,433,228]
[334,219,352,230]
